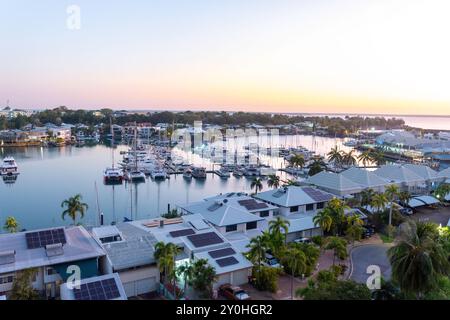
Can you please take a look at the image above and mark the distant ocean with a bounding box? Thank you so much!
[291,113,450,131]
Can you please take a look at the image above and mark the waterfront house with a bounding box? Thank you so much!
[91,223,160,298]
[302,171,365,197]
[340,167,390,194]
[0,226,105,299]
[402,164,444,191]
[59,273,127,300]
[253,186,335,242]
[373,165,429,194]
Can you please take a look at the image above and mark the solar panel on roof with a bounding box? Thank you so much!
[216,256,239,267]
[272,189,287,198]
[25,228,67,249]
[238,199,268,211]
[208,247,236,258]
[73,278,120,300]
[169,228,195,238]
[303,187,333,202]
[187,232,223,248]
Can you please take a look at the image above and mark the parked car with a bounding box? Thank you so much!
[294,237,311,244]
[262,254,281,268]
[400,207,413,216]
[219,284,251,300]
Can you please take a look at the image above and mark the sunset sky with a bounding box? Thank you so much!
[1,0,450,115]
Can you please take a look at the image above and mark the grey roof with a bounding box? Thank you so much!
[303,171,364,194]
[340,167,389,188]
[438,167,450,179]
[287,216,317,233]
[194,246,253,275]
[374,165,425,184]
[0,226,105,274]
[254,186,335,207]
[403,164,442,181]
[60,273,127,300]
[95,223,157,271]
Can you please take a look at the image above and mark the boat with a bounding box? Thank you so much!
[125,170,146,182]
[192,166,207,179]
[183,168,192,180]
[343,139,358,147]
[150,167,167,180]
[104,118,124,184]
[233,169,244,177]
[215,166,230,178]
[0,157,19,176]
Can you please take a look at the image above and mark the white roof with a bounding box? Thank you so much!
[287,216,316,233]
[403,164,442,181]
[407,195,440,208]
[254,186,335,207]
[374,165,425,184]
[0,226,105,274]
[438,167,450,179]
[340,167,389,188]
[60,273,127,300]
[304,171,364,195]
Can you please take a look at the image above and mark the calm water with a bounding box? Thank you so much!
[0,135,352,231]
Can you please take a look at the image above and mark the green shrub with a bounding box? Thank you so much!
[252,266,280,293]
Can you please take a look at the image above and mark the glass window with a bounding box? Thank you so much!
[317,202,325,209]
[260,210,270,217]
[290,206,299,212]
[306,204,314,211]
[225,224,237,232]
[246,221,257,230]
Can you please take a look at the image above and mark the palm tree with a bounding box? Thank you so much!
[325,237,348,266]
[267,175,280,189]
[357,151,372,167]
[250,177,263,194]
[434,184,450,202]
[190,259,217,299]
[289,154,306,171]
[61,194,88,224]
[388,221,450,298]
[327,146,343,170]
[326,198,349,236]
[371,192,388,214]
[154,242,181,287]
[345,215,364,245]
[307,157,327,176]
[360,188,376,207]
[246,236,268,272]
[283,247,307,300]
[176,261,194,297]
[385,184,400,226]
[3,216,19,233]
[369,150,386,166]
[313,210,333,234]
[341,150,357,167]
[398,191,412,206]
[268,216,290,248]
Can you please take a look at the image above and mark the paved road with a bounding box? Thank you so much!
[350,244,392,284]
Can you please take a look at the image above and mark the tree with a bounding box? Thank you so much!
[250,177,263,194]
[371,193,388,213]
[289,154,305,176]
[369,150,386,166]
[267,175,280,189]
[154,242,181,287]
[307,157,327,176]
[268,216,290,248]
[189,259,217,299]
[282,246,307,300]
[246,236,268,272]
[434,184,450,202]
[61,194,88,224]
[176,261,194,297]
[357,151,372,167]
[388,221,450,298]
[341,150,357,167]
[385,184,400,226]
[345,215,364,245]
[324,198,349,235]
[296,269,371,300]
[313,210,333,234]
[398,191,412,206]
[325,237,348,266]
[327,146,343,170]
[360,188,376,207]
[3,216,19,233]
[9,268,40,300]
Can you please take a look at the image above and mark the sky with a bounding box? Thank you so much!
[1,0,450,115]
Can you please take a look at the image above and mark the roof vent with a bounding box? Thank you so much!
[45,243,64,257]
[0,250,16,265]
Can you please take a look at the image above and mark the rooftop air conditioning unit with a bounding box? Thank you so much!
[0,250,16,265]
[45,243,64,257]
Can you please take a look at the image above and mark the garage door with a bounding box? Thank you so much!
[215,273,232,288]
[123,277,157,297]
[232,270,249,286]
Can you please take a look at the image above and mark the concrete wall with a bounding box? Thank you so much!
[118,265,160,297]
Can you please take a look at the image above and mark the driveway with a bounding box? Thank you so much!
[350,244,392,284]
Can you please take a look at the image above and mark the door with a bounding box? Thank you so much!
[136,277,156,295]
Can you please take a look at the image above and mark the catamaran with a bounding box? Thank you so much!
[125,124,146,183]
[0,157,19,176]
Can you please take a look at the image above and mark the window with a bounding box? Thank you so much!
[317,202,325,209]
[290,206,299,213]
[306,204,314,211]
[225,224,237,232]
[260,210,270,217]
[246,221,257,230]
[47,268,57,276]
[0,275,14,284]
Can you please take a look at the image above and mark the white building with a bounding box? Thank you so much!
[303,171,365,197]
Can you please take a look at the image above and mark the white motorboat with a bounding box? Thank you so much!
[104,167,124,184]
[215,167,230,178]
[125,170,146,182]
[0,157,19,176]
[150,167,167,180]
[192,167,207,179]
[183,168,192,180]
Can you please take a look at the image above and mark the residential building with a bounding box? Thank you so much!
[0,226,105,299]
[59,273,127,300]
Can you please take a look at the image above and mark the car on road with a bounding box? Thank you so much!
[399,207,413,216]
[294,237,311,244]
[219,284,251,300]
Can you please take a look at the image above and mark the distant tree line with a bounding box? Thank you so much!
[0,106,405,135]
